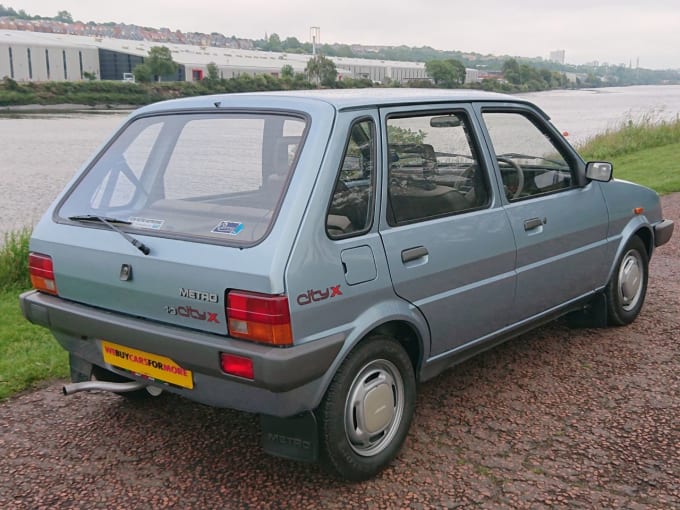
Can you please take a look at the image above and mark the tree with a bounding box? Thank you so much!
[305,55,337,87]
[206,62,220,82]
[267,33,282,52]
[280,64,295,79]
[425,59,466,87]
[502,59,521,85]
[55,10,73,23]
[132,63,153,83]
[145,46,179,82]
[282,37,301,51]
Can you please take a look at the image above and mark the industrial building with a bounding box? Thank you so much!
[0,29,429,84]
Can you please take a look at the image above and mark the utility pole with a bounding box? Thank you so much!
[310,26,320,56]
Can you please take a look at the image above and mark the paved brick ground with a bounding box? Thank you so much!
[1,194,678,509]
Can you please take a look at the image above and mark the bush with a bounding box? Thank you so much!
[579,114,680,160]
[0,229,31,291]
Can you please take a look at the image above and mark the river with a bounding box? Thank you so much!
[2,85,680,238]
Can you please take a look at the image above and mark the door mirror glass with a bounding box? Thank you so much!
[585,161,613,182]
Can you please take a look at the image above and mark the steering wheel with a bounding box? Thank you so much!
[497,157,524,200]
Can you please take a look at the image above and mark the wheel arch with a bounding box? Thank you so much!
[605,220,654,285]
[306,301,430,412]
[634,225,653,257]
[367,320,424,378]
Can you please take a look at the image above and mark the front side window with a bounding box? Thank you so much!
[482,111,574,201]
[58,112,307,245]
[326,119,376,238]
[386,112,488,225]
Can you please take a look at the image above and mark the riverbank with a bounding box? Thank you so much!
[0,75,646,109]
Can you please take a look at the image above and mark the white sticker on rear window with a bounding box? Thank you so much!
[211,221,244,235]
[129,217,165,230]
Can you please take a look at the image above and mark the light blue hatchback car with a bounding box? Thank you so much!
[21,89,674,480]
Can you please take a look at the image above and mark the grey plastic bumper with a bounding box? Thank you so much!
[654,219,674,247]
[20,290,344,397]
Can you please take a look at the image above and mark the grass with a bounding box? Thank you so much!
[578,114,680,160]
[606,143,680,194]
[0,116,678,400]
[0,229,68,400]
[0,228,31,291]
[0,289,69,399]
[578,115,680,195]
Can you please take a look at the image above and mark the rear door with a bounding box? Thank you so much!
[474,104,610,321]
[378,104,517,357]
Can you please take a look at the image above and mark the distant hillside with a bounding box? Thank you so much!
[1,4,679,86]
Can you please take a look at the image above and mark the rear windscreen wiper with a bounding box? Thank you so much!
[68,215,150,255]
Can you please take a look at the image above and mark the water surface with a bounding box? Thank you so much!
[2,85,679,237]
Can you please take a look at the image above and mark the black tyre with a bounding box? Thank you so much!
[606,236,649,326]
[318,335,416,481]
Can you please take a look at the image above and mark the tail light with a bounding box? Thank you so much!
[29,252,58,295]
[226,290,293,346]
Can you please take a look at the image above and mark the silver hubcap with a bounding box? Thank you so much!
[618,249,644,311]
[344,359,404,457]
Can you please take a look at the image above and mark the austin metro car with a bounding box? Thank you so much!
[20,89,674,480]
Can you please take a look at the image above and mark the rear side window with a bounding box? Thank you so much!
[386,112,489,225]
[326,119,376,239]
[58,112,307,245]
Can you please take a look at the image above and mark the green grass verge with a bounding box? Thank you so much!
[606,142,680,194]
[0,289,69,400]
[578,115,680,160]
[578,116,680,194]
[1,229,68,400]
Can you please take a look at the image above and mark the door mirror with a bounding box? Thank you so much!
[585,161,613,182]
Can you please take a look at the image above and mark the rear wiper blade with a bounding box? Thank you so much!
[68,214,131,224]
[68,214,150,255]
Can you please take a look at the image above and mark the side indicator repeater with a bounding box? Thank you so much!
[633,207,644,215]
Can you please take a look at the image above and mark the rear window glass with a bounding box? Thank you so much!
[58,112,307,244]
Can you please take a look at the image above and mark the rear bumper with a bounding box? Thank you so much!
[653,219,674,247]
[20,291,344,416]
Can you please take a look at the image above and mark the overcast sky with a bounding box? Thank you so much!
[10,1,680,69]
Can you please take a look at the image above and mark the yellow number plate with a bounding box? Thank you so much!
[101,341,194,389]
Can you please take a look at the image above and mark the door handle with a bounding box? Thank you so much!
[523,217,546,231]
[401,246,428,263]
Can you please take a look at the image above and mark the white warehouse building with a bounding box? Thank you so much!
[0,29,429,84]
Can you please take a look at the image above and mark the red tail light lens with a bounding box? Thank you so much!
[226,291,293,346]
[29,252,58,295]
[220,353,254,380]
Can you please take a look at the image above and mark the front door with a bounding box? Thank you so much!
[476,106,609,322]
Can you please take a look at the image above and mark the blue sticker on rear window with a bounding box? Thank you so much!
[211,221,244,235]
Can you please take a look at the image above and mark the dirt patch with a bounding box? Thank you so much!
[1,195,678,509]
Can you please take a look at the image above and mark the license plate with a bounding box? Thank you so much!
[101,341,194,389]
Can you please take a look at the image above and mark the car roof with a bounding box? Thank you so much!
[134,88,548,119]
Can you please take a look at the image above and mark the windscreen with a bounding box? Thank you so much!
[58,112,307,244]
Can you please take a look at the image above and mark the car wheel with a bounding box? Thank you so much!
[318,335,416,481]
[606,236,648,326]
